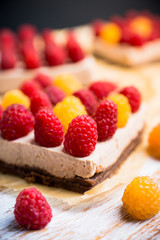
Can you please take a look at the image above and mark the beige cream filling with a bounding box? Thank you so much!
[0,104,145,179]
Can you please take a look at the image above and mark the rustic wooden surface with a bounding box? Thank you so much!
[0,158,160,240]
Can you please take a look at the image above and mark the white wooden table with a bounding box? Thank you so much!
[0,157,160,240]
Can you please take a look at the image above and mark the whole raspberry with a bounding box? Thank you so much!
[54,96,87,133]
[148,123,160,159]
[0,104,34,140]
[92,19,105,36]
[108,93,131,128]
[34,73,52,89]
[89,81,118,101]
[45,85,66,106]
[94,100,118,141]
[1,51,17,70]
[30,91,52,116]
[120,86,141,113]
[122,176,160,220]
[127,33,145,46]
[64,115,97,157]
[66,33,85,62]
[23,48,41,69]
[35,108,64,147]
[2,89,30,110]
[45,44,66,66]
[14,187,52,230]
[0,105,3,121]
[20,80,41,98]
[18,24,36,42]
[73,89,98,116]
[54,74,82,95]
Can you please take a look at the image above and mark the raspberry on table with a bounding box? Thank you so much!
[18,24,36,42]
[100,23,122,44]
[45,43,66,66]
[54,96,87,132]
[1,89,30,110]
[0,104,34,140]
[94,100,118,141]
[66,33,85,62]
[0,105,3,121]
[89,81,118,101]
[54,74,82,95]
[73,89,98,116]
[20,80,41,98]
[120,86,141,113]
[35,108,64,147]
[92,19,105,36]
[14,187,52,230]
[108,93,131,128]
[30,90,52,116]
[1,51,17,70]
[45,85,66,106]
[23,47,41,69]
[64,115,97,157]
[148,123,160,159]
[122,176,160,220]
[33,72,52,88]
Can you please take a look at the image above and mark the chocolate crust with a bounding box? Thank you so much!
[0,130,143,193]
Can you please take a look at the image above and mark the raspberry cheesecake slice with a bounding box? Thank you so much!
[0,80,145,193]
[0,26,96,93]
[92,11,160,66]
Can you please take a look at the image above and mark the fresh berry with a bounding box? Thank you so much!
[108,93,131,128]
[1,89,30,110]
[23,47,41,69]
[92,19,105,36]
[20,80,41,98]
[14,187,52,230]
[73,89,98,116]
[34,108,64,147]
[64,115,97,157]
[66,33,85,62]
[34,73,52,89]
[148,123,160,159]
[45,85,66,106]
[89,81,118,101]
[0,29,15,48]
[42,29,54,44]
[94,100,118,141]
[54,96,87,132]
[120,86,141,113]
[1,51,17,70]
[30,91,52,116]
[127,33,145,46]
[122,176,160,220]
[129,16,152,39]
[54,74,82,95]
[0,104,34,140]
[45,43,66,66]
[18,24,36,42]
[100,23,121,44]
[0,105,3,121]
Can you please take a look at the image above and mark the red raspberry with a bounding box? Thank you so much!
[89,81,118,101]
[23,47,41,69]
[128,33,145,46]
[18,24,36,42]
[30,90,52,116]
[1,51,17,70]
[35,108,64,147]
[73,89,98,116]
[42,29,54,44]
[20,80,41,98]
[45,85,66,106]
[14,187,52,230]
[45,44,66,66]
[0,104,34,140]
[66,33,85,62]
[120,86,141,113]
[93,100,118,141]
[34,72,52,88]
[0,29,16,49]
[0,105,3,121]
[92,19,105,36]
[64,115,97,157]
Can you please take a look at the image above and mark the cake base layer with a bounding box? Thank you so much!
[0,129,143,193]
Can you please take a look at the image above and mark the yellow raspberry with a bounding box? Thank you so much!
[100,22,121,45]
[130,16,152,38]
[2,89,30,110]
[108,93,131,128]
[54,96,87,132]
[53,74,82,95]
[122,176,160,220]
[148,123,160,159]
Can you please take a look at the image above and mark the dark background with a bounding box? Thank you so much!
[1,0,160,31]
